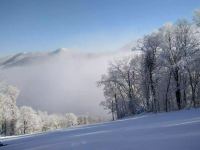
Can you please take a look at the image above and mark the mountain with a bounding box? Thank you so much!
[0,52,51,68]
[0,48,139,117]
[0,49,115,68]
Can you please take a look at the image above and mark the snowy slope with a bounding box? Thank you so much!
[1,109,200,150]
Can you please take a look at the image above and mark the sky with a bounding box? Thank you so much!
[0,0,200,55]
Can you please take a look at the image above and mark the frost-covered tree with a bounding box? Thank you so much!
[138,33,161,112]
[98,56,142,119]
[16,106,42,134]
[0,83,82,137]
[45,114,61,130]
[65,113,78,127]
[77,116,89,125]
[0,82,19,136]
[186,57,200,107]
[159,20,200,109]
[37,111,50,131]
[99,15,200,119]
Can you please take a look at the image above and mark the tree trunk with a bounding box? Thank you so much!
[149,70,157,112]
[188,68,198,108]
[127,73,136,115]
[183,75,187,108]
[145,82,151,112]
[175,86,181,109]
[23,121,27,134]
[174,68,181,110]
[4,119,7,136]
[119,88,128,116]
[111,100,115,121]
[183,88,187,107]
[10,120,16,136]
[165,72,171,112]
[191,88,196,108]
[114,94,120,119]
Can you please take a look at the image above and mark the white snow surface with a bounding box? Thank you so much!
[1,109,200,150]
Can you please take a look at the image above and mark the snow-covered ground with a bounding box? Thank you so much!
[1,109,200,150]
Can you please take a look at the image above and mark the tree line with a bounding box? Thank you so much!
[98,10,200,120]
[0,82,102,136]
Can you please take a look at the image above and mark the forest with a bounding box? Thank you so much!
[98,10,200,120]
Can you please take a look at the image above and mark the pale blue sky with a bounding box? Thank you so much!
[0,0,200,55]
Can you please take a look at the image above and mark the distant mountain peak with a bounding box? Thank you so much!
[51,48,71,54]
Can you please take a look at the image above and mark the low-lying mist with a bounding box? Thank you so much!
[0,49,135,118]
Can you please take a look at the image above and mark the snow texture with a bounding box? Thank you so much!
[1,109,200,150]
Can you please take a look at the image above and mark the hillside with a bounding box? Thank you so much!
[1,109,200,150]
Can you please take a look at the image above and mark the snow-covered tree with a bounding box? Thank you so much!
[65,113,78,127]
[16,106,42,134]
[0,83,81,137]
[159,20,200,109]
[98,56,142,119]
[77,116,89,125]
[138,33,161,112]
[37,110,50,131]
[99,15,200,119]
[0,82,19,136]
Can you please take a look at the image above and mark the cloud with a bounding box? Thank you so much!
[0,49,137,118]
